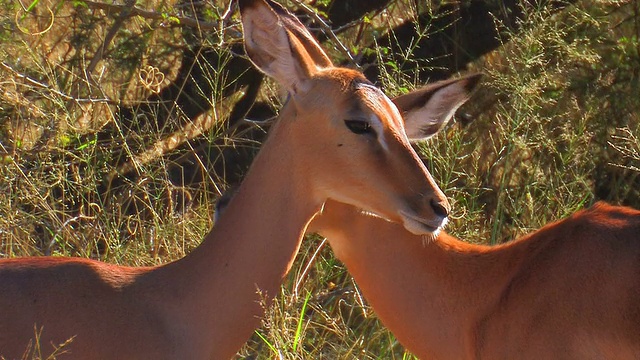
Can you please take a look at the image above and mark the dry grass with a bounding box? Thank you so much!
[1,0,639,358]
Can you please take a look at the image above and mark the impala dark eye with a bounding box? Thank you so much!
[344,120,374,135]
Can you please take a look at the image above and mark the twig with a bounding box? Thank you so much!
[47,214,97,256]
[83,0,137,88]
[0,62,115,104]
[81,0,219,30]
[79,0,230,90]
[14,4,55,36]
[293,237,327,299]
[218,0,238,46]
[289,0,358,68]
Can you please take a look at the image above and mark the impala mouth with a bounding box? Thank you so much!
[399,210,447,235]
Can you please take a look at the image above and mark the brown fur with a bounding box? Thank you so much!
[310,201,640,359]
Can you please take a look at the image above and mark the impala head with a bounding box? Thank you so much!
[239,0,479,234]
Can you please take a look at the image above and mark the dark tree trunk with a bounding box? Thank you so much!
[319,0,392,27]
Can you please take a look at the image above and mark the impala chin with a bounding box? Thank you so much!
[421,228,441,245]
[399,210,447,236]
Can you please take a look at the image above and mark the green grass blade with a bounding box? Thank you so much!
[292,291,311,352]
[25,0,40,13]
[254,330,279,356]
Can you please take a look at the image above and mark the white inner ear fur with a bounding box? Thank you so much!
[242,8,307,93]
[403,82,471,141]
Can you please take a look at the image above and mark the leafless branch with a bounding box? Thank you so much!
[83,0,135,89]
[289,0,359,68]
[81,0,219,30]
[218,0,238,46]
[0,62,115,105]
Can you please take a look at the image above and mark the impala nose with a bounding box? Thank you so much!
[430,199,450,219]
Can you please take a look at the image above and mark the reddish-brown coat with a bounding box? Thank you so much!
[311,201,640,359]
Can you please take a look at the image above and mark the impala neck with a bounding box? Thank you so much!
[148,108,322,358]
[319,206,526,359]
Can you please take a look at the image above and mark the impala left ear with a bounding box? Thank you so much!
[239,0,331,94]
[393,73,482,141]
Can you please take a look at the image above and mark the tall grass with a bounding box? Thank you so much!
[1,0,639,358]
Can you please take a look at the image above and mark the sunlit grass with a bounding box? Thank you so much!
[1,0,639,358]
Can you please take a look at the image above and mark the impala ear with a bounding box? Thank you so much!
[239,0,330,94]
[393,73,482,141]
[264,0,333,68]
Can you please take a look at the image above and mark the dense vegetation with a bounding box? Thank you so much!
[1,0,638,358]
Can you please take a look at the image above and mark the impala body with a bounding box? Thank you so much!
[0,0,478,358]
[310,200,640,359]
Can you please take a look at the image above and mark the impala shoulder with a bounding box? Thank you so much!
[576,202,640,230]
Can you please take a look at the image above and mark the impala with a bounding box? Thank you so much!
[309,199,640,359]
[0,0,479,358]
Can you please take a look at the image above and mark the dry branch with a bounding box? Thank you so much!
[81,0,219,30]
[0,62,114,105]
[290,0,358,67]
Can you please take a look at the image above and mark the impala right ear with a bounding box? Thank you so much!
[393,73,482,141]
[239,0,329,94]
